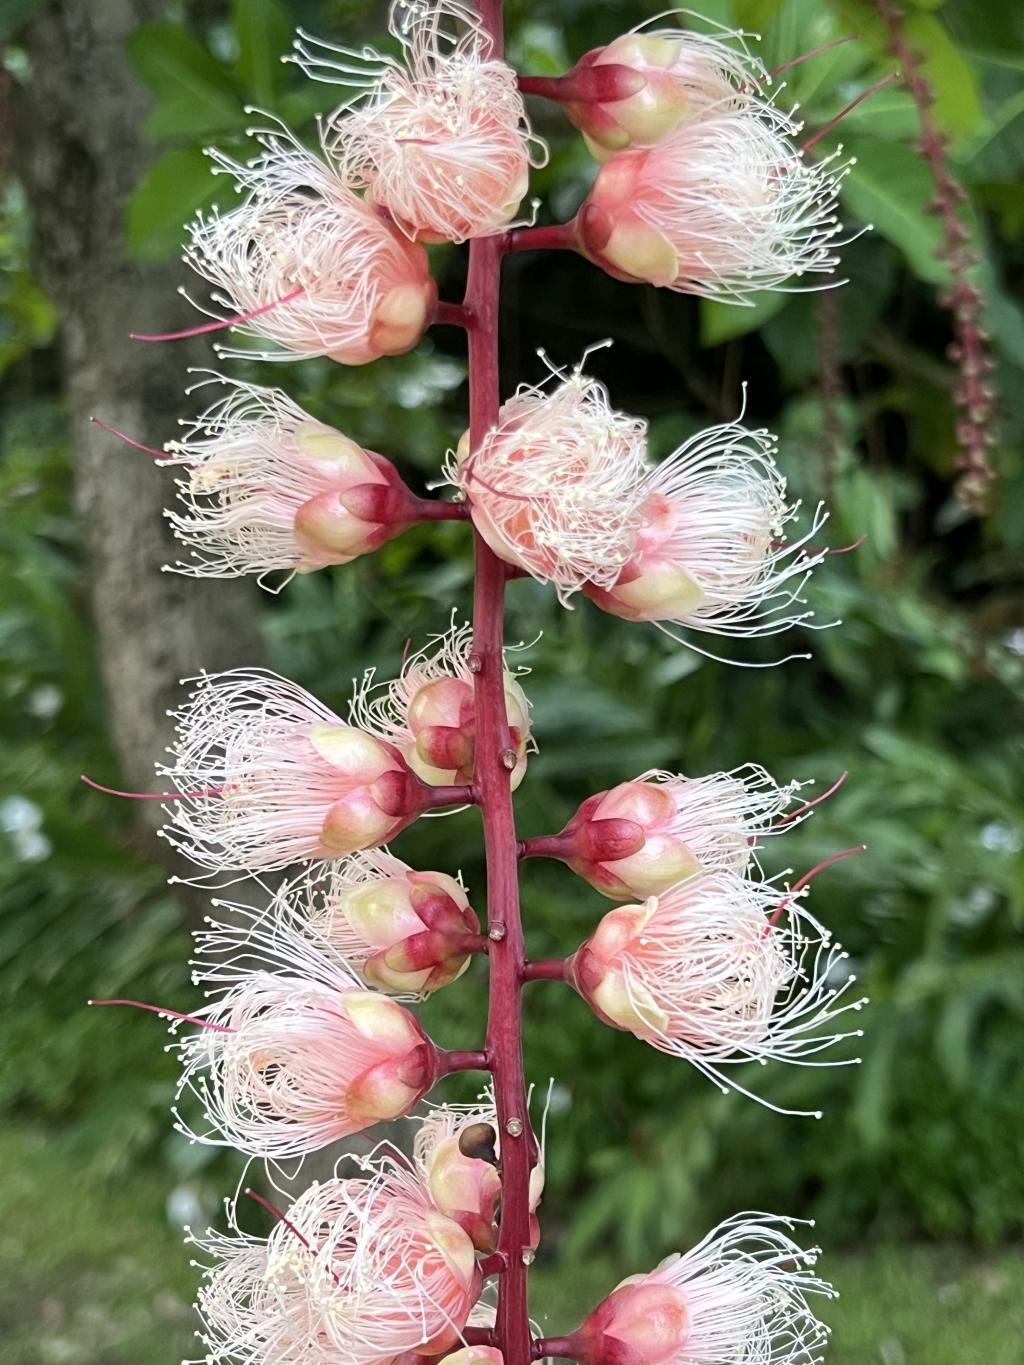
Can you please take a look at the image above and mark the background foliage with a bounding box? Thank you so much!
[1,0,1023,1360]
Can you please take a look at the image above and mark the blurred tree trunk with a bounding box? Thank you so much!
[12,0,262,849]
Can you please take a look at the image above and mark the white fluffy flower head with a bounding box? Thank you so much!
[446,358,651,603]
[185,119,434,364]
[295,0,547,242]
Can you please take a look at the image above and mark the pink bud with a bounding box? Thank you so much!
[572,1278,690,1365]
[442,1350,504,1365]
[573,110,845,299]
[561,1215,833,1365]
[300,3,547,243]
[161,669,439,874]
[531,766,802,899]
[186,122,435,366]
[352,621,534,789]
[175,982,440,1158]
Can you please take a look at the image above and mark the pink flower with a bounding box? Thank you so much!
[445,362,649,602]
[298,1,546,243]
[574,109,845,300]
[173,971,438,1159]
[413,1095,545,1253]
[582,419,829,647]
[530,765,803,899]
[352,620,533,788]
[567,870,865,1114]
[185,120,435,365]
[160,669,442,875]
[545,25,763,159]
[205,848,483,997]
[567,1214,834,1365]
[190,1158,481,1364]
[163,376,428,583]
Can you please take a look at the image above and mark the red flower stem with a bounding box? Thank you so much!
[507,222,578,255]
[466,9,536,1365]
[521,959,569,983]
[418,783,477,810]
[434,1048,491,1077]
[532,1338,578,1360]
[464,1327,499,1348]
[433,299,473,329]
[518,833,572,861]
[404,495,472,522]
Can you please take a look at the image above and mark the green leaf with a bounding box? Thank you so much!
[143,93,246,143]
[0,0,44,39]
[699,291,790,347]
[232,0,292,106]
[904,13,987,140]
[129,22,239,113]
[124,148,219,263]
[841,138,948,284]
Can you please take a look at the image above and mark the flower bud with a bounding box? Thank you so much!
[305,2,547,243]
[294,851,483,995]
[174,981,439,1158]
[571,1278,690,1365]
[352,621,533,789]
[187,122,435,366]
[534,766,801,900]
[582,420,829,644]
[442,1350,504,1365]
[415,1098,544,1254]
[573,110,845,299]
[554,29,760,160]
[161,669,440,874]
[446,366,649,603]
[165,379,429,580]
[563,1215,834,1365]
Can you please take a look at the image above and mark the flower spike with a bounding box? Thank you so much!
[298,0,547,243]
[182,118,435,365]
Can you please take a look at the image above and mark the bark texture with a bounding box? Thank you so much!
[12,0,262,843]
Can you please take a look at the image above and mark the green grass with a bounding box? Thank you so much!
[2,1126,1022,1364]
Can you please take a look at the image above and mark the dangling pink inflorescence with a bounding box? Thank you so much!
[183,118,435,365]
[527,20,765,160]
[172,943,439,1157]
[566,1213,834,1365]
[444,359,649,603]
[583,418,830,645]
[189,1156,481,1365]
[203,848,483,998]
[413,1093,545,1253]
[162,375,427,584]
[528,764,805,900]
[159,668,442,875]
[574,106,847,301]
[296,0,546,243]
[567,869,866,1115]
[351,619,534,788]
